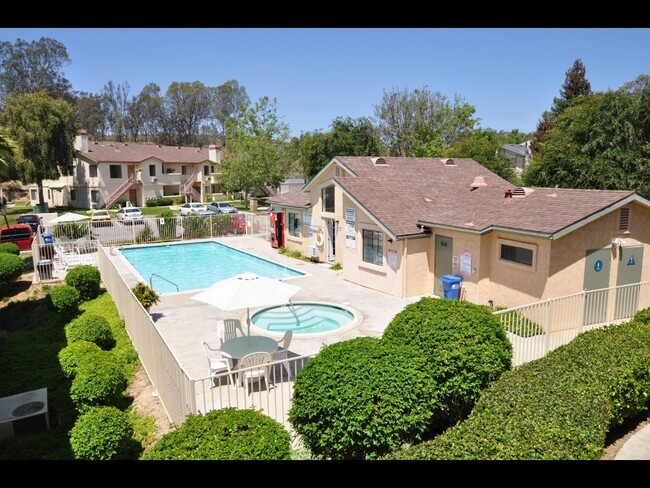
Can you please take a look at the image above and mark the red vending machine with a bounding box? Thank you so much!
[270,211,285,248]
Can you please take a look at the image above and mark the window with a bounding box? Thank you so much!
[288,212,300,237]
[335,166,340,177]
[149,164,156,177]
[109,165,122,178]
[204,165,214,175]
[500,244,533,267]
[322,185,334,213]
[70,190,76,201]
[89,165,98,177]
[91,190,99,204]
[182,165,191,175]
[30,189,37,200]
[362,229,383,266]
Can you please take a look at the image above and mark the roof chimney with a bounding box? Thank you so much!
[208,144,221,163]
[74,129,89,153]
[470,176,487,191]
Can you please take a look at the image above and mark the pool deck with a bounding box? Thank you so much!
[137,235,425,381]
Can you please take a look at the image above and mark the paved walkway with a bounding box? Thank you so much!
[614,424,650,460]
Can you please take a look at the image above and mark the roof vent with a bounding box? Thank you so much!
[470,176,487,191]
[512,187,535,198]
[124,143,128,146]
[372,157,386,165]
[93,142,98,145]
[157,145,161,148]
[177,146,181,149]
[445,158,456,166]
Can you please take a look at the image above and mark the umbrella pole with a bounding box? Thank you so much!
[247,307,251,344]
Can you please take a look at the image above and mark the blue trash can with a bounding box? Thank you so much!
[441,274,463,299]
[42,233,53,244]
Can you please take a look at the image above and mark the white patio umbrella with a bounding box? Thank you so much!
[191,272,300,339]
[49,212,91,224]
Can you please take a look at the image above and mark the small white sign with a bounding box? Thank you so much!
[387,248,398,269]
[346,234,356,248]
[346,220,355,233]
[345,207,356,222]
[460,251,472,276]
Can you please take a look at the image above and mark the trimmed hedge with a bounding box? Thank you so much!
[69,406,138,460]
[47,285,80,317]
[0,243,20,255]
[65,265,101,301]
[145,197,174,207]
[65,312,115,350]
[142,408,291,460]
[70,353,126,412]
[382,298,512,431]
[58,340,103,378]
[288,337,438,460]
[385,311,650,460]
[0,252,24,290]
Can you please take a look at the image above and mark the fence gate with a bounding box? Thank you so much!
[582,248,611,326]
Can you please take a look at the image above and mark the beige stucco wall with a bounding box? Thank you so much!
[404,236,432,297]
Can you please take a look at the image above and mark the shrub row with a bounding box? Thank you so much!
[144,197,175,207]
[0,252,23,291]
[385,309,650,460]
[289,298,512,459]
[0,243,20,255]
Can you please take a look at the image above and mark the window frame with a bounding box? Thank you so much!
[288,212,300,237]
[498,238,537,271]
[322,185,335,213]
[89,164,98,177]
[362,229,384,267]
[109,165,122,179]
[149,164,156,177]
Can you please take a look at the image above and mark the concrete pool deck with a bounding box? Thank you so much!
[133,235,425,381]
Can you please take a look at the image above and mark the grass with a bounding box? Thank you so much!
[278,246,309,261]
[494,306,545,337]
[329,262,342,271]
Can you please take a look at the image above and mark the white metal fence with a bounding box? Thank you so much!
[494,281,650,367]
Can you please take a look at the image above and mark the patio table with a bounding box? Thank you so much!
[220,335,278,360]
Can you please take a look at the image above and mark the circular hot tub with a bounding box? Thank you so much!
[251,302,359,335]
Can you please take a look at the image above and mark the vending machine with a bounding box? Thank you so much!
[270,211,285,248]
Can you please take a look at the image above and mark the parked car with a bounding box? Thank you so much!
[116,207,143,224]
[90,209,112,226]
[16,214,41,233]
[207,202,238,214]
[179,202,207,216]
[195,210,217,217]
[0,224,35,250]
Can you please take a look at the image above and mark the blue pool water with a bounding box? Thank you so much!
[251,303,355,335]
[120,241,304,294]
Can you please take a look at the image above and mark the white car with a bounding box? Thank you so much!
[179,202,207,216]
[116,207,143,224]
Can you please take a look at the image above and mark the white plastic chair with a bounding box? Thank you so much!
[272,330,293,379]
[201,341,235,387]
[237,352,273,395]
[219,319,245,345]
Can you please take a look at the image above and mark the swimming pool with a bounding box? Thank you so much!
[119,241,305,294]
[251,302,358,335]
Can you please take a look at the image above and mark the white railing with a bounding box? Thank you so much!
[494,281,650,367]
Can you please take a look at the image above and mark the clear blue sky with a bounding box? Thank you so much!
[2,28,649,137]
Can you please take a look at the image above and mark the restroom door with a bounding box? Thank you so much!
[614,246,644,320]
[434,235,453,296]
[326,218,336,262]
[583,248,611,326]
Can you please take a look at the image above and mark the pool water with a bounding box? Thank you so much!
[120,241,304,294]
[251,303,355,334]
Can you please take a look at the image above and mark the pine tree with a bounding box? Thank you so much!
[552,59,592,114]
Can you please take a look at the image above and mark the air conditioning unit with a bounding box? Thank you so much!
[151,177,157,183]
[0,388,50,441]
[308,246,318,258]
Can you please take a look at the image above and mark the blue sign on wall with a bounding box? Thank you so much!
[594,260,603,272]
[628,255,636,266]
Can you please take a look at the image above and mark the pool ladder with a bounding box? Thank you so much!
[150,273,179,292]
[287,300,300,327]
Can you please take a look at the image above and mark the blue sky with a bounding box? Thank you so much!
[1,28,649,138]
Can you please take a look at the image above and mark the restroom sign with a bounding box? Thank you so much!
[594,260,603,272]
[628,255,636,266]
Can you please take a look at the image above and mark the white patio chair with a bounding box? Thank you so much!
[201,341,235,387]
[219,319,245,345]
[237,351,273,395]
[272,330,293,379]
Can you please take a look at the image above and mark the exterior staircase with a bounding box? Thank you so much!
[181,174,201,203]
[103,174,142,209]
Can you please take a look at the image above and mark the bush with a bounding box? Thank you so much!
[386,317,650,460]
[70,353,126,411]
[69,406,138,460]
[65,265,101,301]
[135,224,154,243]
[288,337,438,460]
[0,243,20,255]
[382,297,512,432]
[47,285,80,317]
[58,340,103,378]
[145,197,174,207]
[52,222,87,239]
[131,282,160,310]
[65,313,115,350]
[0,252,24,290]
[156,209,177,241]
[142,408,291,460]
[182,215,210,239]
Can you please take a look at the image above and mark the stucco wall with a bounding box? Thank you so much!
[404,236,432,297]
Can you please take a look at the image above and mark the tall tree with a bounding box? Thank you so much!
[1,91,75,207]
[0,125,18,168]
[134,83,164,143]
[552,58,592,114]
[74,92,108,140]
[0,37,72,106]
[212,80,250,138]
[374,86,477,156]
[101,81,130,142]
[162,81,211,146]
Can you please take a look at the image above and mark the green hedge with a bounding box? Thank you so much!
[70,353,126,412]
[386,311,650,460]
[382,298,512,431]
[65,265,101,301]
[0,243,20,255]
[69,406,139,460]
[142,408,291,460]
[58,340,103,378]
[145,197,174,207]
[288,337,438,460]
[65,313,115,350]
[0,252,24,290]
[47,285,80,317]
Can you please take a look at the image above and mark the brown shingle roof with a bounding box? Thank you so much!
[77,142,216,164]
[268,189,311,208]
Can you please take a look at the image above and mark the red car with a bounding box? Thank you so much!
[0,224,35,250]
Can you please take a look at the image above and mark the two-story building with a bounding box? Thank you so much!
[269,156,650,309]
[28,130,222,209]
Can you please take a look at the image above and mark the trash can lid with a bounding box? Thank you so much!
[442,274,463,282]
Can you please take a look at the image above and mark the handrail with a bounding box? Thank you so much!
[150,273,179,292]
[287,299,300,326]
